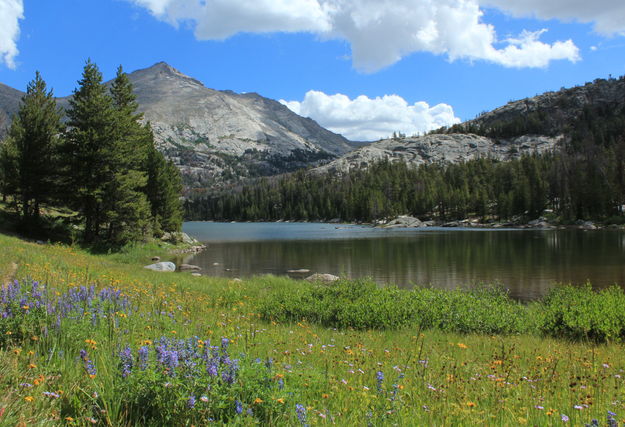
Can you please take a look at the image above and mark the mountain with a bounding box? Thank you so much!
[0,62,354,191]
[0,82,23,137]
[316,75,625,174]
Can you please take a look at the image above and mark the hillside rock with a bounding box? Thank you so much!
[384,215,425,228]
[314,133,561,174]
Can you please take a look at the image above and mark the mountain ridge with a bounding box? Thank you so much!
[0,62,354,192]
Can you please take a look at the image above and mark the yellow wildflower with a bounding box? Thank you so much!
[24,396,34,402]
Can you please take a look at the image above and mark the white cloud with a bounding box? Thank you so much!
[0,0,24,69]
[127,0,580,72]
[480,0,625,35]
[281,90,460,141]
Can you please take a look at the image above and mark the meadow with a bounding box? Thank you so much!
[1,232,625,426]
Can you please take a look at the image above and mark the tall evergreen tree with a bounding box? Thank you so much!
[2,72,63,220]
[146,144,183,234]
[64,60,116,243]
[103,66,152,244]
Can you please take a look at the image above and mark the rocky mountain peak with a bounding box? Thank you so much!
[129,61,205,89]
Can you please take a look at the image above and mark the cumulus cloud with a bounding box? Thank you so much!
[281,90,460,141]
[481,0,625,35]
[0,0,24,69]
[127,0,580,72]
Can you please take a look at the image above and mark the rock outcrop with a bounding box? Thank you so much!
[314,133,560,175]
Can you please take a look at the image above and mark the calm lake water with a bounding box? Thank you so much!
[181,222,625,301]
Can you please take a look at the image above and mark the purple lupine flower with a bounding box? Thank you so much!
[561,414,569,422]
[207,361,218,377]
[607,411,618,427]
[296,404,308,426]
[164,349,179,374]
[80,350,96,377]
[376,371,384,392]
[138,346,149,370]
[187,395,196,409]
[278,378,284,390]
[119,346,133,378]
[235,400,243,414]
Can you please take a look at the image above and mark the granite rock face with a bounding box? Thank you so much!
[314,133,561,174]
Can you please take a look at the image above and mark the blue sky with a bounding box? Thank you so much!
[1,0,625,141]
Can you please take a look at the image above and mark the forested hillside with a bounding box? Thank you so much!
[186,76,625,223]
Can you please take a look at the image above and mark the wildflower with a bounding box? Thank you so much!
[457,343,468,349]
[376,371,384,392]
[322,394,329,399]
[187,396,196,409]
[200,395,209,403]
[19,383,33,388]
[535,405,544,410]
[296,404,308,426]
[43,391,60,399]
[467,402,476,408]
[235,400,243,414]
[276,398,285,404]
[119,346,133,378]
[561,414,569,422]
[28,363,37,369]
[138,346,149,370]
[253,398,263,404]
[24,396,34,402]
[65,417,74,422]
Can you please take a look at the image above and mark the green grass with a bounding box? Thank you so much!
[1,232,625,426]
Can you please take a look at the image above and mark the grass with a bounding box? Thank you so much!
[1,232,625,425]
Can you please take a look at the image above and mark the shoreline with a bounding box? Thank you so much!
[183,217,624,231]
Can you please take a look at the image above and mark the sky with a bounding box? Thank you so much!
[1,1,625,141]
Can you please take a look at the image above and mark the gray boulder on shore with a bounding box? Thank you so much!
[144,262,176,272]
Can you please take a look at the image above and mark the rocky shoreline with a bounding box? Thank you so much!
[374,215,619,230]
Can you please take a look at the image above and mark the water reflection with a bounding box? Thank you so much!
[181,223,625,301]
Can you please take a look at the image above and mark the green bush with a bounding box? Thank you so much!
[538,284,625,342]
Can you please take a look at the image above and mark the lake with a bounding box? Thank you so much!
[181,222,625,301]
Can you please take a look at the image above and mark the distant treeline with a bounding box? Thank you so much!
[0,61,183,245]
[185,94,625,223]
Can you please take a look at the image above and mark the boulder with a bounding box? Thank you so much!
[384,215,424,228]
[179,264,201,271]
[144,262,176,272]
[191,273,202,277]
[305,273,340,283]
[579,221,597,230]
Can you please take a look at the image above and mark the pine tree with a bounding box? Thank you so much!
[146,144,183,234]
[103,66,152,244]
[2,72,63,221]
[64,60,116,243]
